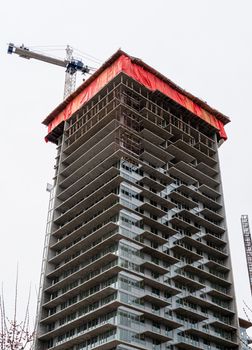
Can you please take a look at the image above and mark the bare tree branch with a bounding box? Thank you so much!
[0,276,34,350]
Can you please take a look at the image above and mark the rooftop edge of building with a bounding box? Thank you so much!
[42,49,230,143]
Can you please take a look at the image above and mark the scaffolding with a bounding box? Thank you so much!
[241,215,252,296]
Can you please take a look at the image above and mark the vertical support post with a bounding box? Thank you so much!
[241,215,252,296]
[63,45,77,99]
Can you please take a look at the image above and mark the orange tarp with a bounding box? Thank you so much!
[46,54,227,140]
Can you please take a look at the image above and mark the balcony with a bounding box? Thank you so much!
[171,270,205,290]
[43,264,122,308]
[43,289,119,325]
[209,318,237,332]
[174,234,227,260]
[58,149,122,200]
[183,264,231,287]
[171,245,202,263]
[139,324,173,342]
[207,287,233,302]
[183,294,234,316]
[141,137,174,164]
[140,291,170,308]
[174,161,219,189]
[50,221,118,261]
[204,259,230,274]
[195,162,218,178]
[45,317,117,349]
[173,139,217,167]
[60,142,121,189]
[47,252,117,290]
[203,232,226,246]
[175,334,204,350]
[51,215,119,252]
[166,143,195,164]
[55,167,119,213]
[169,190,199,210]
[140,260,168,275]
[61,129,119,178]
[200,208,224,222]
[139,202,167,217]
[64,97,122,154]
[173,302,208,322]
[55,176,123,225]
[199,184,220,201]
[139,274,180,296]
[48,232,121,278]
[118,148,174,186]
[166,123,194,145]
[176,184,221,211]
[140,243,179,266]
[62,119,119,167]
[39,301,117,341]
[139,187,175,210]
[139,103,163,121]
[185,324,238,347]
[137,176,166,192]
[142,215,177,237]
[194,139,216,157]
[52,195,121,239]
[176,208,225,235]
[168,167,198,186]
[140,150,166,167]
[137,230,168,246]
[169,215,200,234]
[139,127,165,146]
[140,111,173,140]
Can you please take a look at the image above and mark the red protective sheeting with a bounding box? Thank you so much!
[46,54,227,140]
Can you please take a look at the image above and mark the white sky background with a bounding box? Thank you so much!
[0,0,252,330]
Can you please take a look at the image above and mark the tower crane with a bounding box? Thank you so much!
[241,215,252,296]
[7,43,91,99]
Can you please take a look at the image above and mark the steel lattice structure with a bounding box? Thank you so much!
[241,215,252,296]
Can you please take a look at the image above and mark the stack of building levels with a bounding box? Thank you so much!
[34,50,240,350]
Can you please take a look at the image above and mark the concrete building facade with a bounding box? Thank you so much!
[34,51,240,350]
[239,318,252,349]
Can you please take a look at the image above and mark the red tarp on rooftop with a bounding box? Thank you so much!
[45,53,228,141]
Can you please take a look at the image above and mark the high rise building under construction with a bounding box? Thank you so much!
[34,50,240,350]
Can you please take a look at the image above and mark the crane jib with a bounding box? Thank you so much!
[7,43,90,97]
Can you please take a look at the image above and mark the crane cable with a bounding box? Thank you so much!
[16,45,100,74]
[244,300,252,316]
[28,45,102,65]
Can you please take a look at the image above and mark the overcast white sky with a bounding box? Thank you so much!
[1,0,252,329]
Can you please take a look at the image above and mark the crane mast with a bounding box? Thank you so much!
[241,215,252,296]
[7,43,90,98]
[63,45,76,99]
